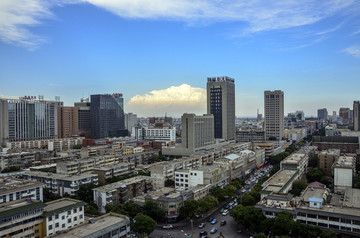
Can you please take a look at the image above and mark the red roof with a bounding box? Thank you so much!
[308,181,326,189]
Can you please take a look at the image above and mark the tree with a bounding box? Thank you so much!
[180,200,199,219]
[77,183,99,204]
[210,187,226,201]
[85,205,100,216]
[164,179,175,187]
[308,155,319,168]
[231,205,265,231]
[290,180,307,196]
[270,212,294,236]
[132,214,156,236]
[198,199,211,214]
[124,201,142,219]
[241,194,257,206]
[224,185,236,197]
[204,195,218,208]
[143,200,165,222]
[1,166,21,173]
[254,234,268,238]
[355,176,360,189]
[43,188,61,202]
[73,144,82,149]
[306,168,325,182]
[230,178,245,189]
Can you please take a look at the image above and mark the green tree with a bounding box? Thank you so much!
[241,194,257,206]
[164,179,175,187]
[290,180,307,196]
[210,187,226,201]
[307,168,325,182]
[143,200,165,222]
[271,212,294,236]
[204,195,219,208]
[132,214,156,236]
[230,178,245,189]
[254,234,268,238]
[73,144,82,149]
[77,183,99,204]
[355,176,360,189]
[231,205,265,231]
[180,200,199,219]
[124,201,142,219]
[224,185,237,197]
[85,205,101,216]
[308,155,319,168]
[198,199,211,214]
[43,188,61,203]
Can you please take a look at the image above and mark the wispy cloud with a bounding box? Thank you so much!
[342,46,360,58]
[126,84,206,117]
[0,0,358,49]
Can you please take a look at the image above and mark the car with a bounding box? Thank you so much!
[233,202,238,206]
[245,185,250,190]
[222,210,229,216]
[162,224,173,229]
[210,228,218,234]
[219,208,225,213]
[199,231,207,237]
[198,223,205,228]
[211,219,218,224]
[220,220,227,226]
[207,217,214,222]
[228,206,233,210]
[241,188,247,193]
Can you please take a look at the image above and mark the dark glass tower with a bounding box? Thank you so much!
[90,93,125,139]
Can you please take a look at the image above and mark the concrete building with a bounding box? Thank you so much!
[43,198,86,236]
[325,124,337,136]
[284,128,307,142]
[52,213,130,238]
[23,171,98,196]
[318,149,340,177]
[339,108,350,124]
[0,99,9,147]
[354,101,360,131]
[280,153,308,177]
[332,155,356,193]
[0,199,45,238]
[317,108,328,121]
[93,176,153,213]
[236,130,265,142]
[92,163,135,184]
[312,136,359,153]
[90,93,125,139]
[74,98,91,138]
[56,156,118,175]
[58,106,79,138]
[0,152,37,171]
[181,113,214,151]
[207,76,235,141]
[253,141,274,160]
[0,177,44,203]
[125,113,138,135]
[5,97,63,142]
[4,137,83,152]
[132,124,176,142]
[264,90,284,140]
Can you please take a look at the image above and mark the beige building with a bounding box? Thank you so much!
[253,141,275,159]
[354,101,360,131]
[0,99,9,146]
[332,155,356,193]
[280,153,308,178]
[207,76,235,141]
[264,90,284,140]
[57,106,79,138]
[318,149,340,176]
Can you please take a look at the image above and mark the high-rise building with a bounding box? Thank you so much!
[125,112,138,134]
[332,111,337,122]
[181,113,214,151]
[264,90,284,140]
[354,101,360,131]
[90,93,125,139]
[0,99,9,146]
[339,108,350,124]
[4,97,63,142]
[58,106,79,138]
[207,76,235,141]
[317,108,328,121]
[74,98,91,138]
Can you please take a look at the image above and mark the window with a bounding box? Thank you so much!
[49,217,53,221]
[55,215,59,219]
[48,225,52,230]
[62,215,65,220]
[120,226,126,232]
[55,223,59,228]
[80,215,83,219]
[79,207,83,211]
[67,211,71,215]
[62,224,65,228]
[68,218,71,223]
[74,217,77,221]
[73,208,77,213]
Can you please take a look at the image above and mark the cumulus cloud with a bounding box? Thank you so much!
[0,0,358,49]
[342,46,360,58]
[126,84,206,117]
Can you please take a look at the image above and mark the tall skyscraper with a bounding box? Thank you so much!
[0,99,9,146]
[125,113,138,135]
[339,108,350,124]
[90,93,125,139]
[207,76,235,141]
[4,96,62,141]
[74,98,91,138]
[58,106,79,138]
[264,90,284,140]
[317,108,328,121]
[354,101,360,131]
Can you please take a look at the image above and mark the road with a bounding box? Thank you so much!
[149,164,272,238]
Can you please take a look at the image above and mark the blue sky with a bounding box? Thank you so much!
[1,0,360,117]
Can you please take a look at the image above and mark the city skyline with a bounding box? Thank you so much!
[1,1,360,117]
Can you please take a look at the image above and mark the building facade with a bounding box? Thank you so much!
[332,155,356,193]
[74,98,91,138]
[354,101,360,131]
[0,99,9,146]
[90,93,125,139]
[339,108,350,124]
[0,178,44,204]
[207,76,235,141]
[57,106,79,138]
[318,149,340,177]
[264,90,284,140]
[132,125,176,142]
[317,108,328,121]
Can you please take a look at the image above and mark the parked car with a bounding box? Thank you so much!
[199,231,207,237]
[198,223,205,228]
[211,219,218,224]
[219,208,225,213]
[207,217,214,222]
[162,224,173,229]
[222,210,229,216]
[220,220,227,226]
[210,228,218,234]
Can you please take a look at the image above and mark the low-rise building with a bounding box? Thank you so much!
[93,176,153,213]
[280,153,308,177]
[43,198,86,236]
[51,213,131,238]
[0,152,37,171]
[318,149,340,176]
[332,155,356,193]
[22,171,98,196]
[235,130,265,143]
[253,141,274,160]
[0,177,44,203]
[0,199,46,238]
[92,163,135,184]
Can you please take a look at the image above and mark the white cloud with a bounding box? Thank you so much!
[0,0,358,49]
[126,84,206,117]
[342,46,360,58]
[0,94,19,99]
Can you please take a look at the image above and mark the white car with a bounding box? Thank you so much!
[162,224,173,229]
[222,210,229,216]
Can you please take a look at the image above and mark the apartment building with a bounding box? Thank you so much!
[132,124,176,142]
[253,141,275,160]
[0,199,45,238]
[280,153,308,178]
[264,90,284,140]
[0,177,44,204]
[43,198,86,236]
[332,155,356,193]
[93,176,153,213]
[236,130,265,142]
[318,149,340,176]
[23,171,98,196]
[51,213,130,238]
[0,152,37,171]
[92,163,135,184]
[5,137,84,151]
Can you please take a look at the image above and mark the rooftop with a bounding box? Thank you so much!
[301,186,329,202]
[0,177,44,195]
[0,199,45,220]
[332,155,355,169]
[52,213,129,238]
[25,171,98,181]
[44,198,86,217]
[262,169,297,193]
[281,153,307,165]
[93,175,151,193]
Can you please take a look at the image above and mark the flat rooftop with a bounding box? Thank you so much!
[93,175,151,193]
[319,149,340,156]
[25,171,98,181]
[301,187,328,202]
[332,155,355,169]
[45,198,83,212]
[343,187,360,208]
[0,177,44,195]
[262,169,297,193]
[281,153,306,165]
[53,213,128,238]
